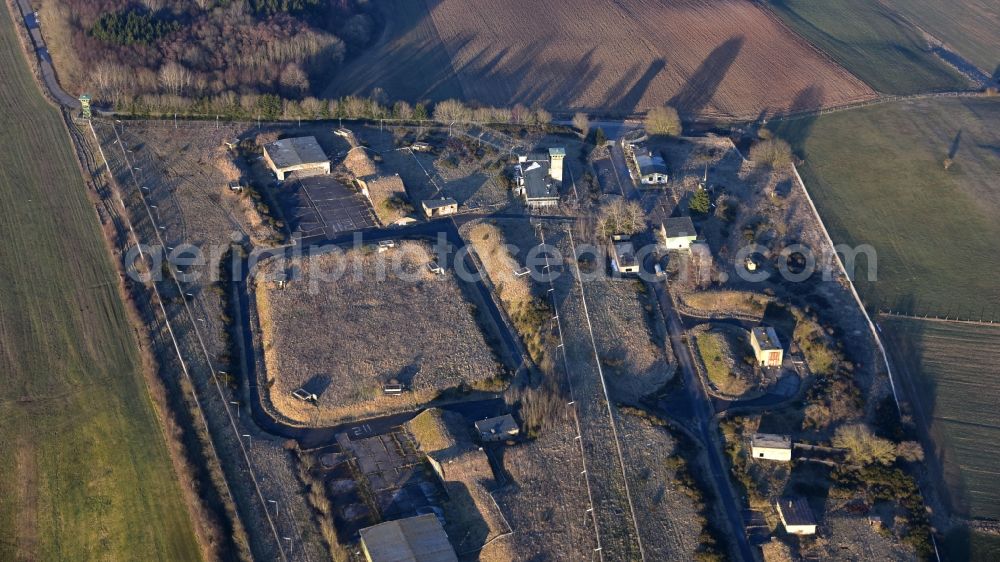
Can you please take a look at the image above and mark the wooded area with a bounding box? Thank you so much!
[41,0,375,105]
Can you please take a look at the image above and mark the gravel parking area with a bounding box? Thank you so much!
[280,174,376,237]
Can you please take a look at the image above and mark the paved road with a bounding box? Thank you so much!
[647,268,756,562]
[10,0,80,108]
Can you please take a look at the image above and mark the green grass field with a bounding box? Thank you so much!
[766,0,971,95]
[0,6,201,561]
[882,318,1000,521]
[774,97,1000,317]
[883,0,1000,75]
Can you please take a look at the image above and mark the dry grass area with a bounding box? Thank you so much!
[581,275,674,404]
[334,0,875,117]
[692,324,756,397]
[806,514,916,560]
[404,409,510,557]
[618,412,704,559]
[490,413,595,560]
[364,174,411,225]
[679,290,773,319]
[548,227,643,558]
[254,242,501,425]
[343,147,377,178]
[467,223,533,309]
[465,222,552,366]
[103,121,281,247]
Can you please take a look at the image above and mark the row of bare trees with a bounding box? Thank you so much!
[433,99,553,125]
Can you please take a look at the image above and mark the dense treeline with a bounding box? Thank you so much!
[90,9,180,45]
[247,0,322,17]
[45,0,373,104]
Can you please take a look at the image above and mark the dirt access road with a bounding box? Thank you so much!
[9,0,78,108]
[649,267,756,562]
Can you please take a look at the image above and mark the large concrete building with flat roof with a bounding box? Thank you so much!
[359,514,457,562]
[263,136,330,180]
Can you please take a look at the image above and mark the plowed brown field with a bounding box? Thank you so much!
[327,0,876,118]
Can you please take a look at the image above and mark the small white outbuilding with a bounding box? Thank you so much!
[751,433,792,462]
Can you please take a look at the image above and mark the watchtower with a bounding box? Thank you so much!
[79,94,92,120]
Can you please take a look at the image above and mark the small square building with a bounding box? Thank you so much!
[751,327,783,367]
[474,414,519,443]
[751,433,792,462]
[359,514,458,562]
[610,239,640,274]
[776,497,817,536]
[263,136,330,181]
[661,216,697,250]
[422,197,459,218]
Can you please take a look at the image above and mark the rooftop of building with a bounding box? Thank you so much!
[752,433,792,449]
[474,414,518,436]
[422,197,458,209]
[663,216,697,238]
[519,160,560,200]
[359,514,457,562]
[752,326,782,350]
[777,497,816,527]
[635,152,668,176]
[612,240,638,268]
[263,136,328,169]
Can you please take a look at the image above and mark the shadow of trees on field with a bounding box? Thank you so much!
[603,58,667,115]
[669,36,744,115]
[771,84,826,156]
[948,129,962,159]
[880,310,970,523]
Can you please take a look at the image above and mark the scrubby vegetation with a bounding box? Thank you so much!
[645,105,682,136]
[748,138,793,168]
[692,325,755,397]
[596,198,647,238]
[468,223,554,366]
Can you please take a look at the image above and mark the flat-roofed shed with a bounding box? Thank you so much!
[263,136,331,180]
[359,514,458,562]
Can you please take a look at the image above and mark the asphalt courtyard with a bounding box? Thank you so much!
[281,174,376,237]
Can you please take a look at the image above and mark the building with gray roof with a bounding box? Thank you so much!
[359,514,458,562]
[263,136,330,180]
[513,148,564,207]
